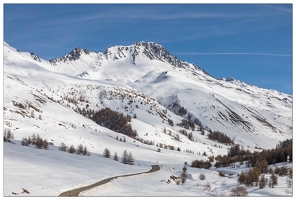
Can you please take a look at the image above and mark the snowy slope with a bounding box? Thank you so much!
[3,41,292,196]
[5,41,291,149]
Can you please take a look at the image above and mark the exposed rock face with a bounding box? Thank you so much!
[50,47,90,65]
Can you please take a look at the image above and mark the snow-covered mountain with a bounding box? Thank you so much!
[3,41,292,196]
[5,41,291,148]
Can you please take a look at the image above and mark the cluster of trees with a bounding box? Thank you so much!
[276,139,292,149]
[234,139,292,189]
[21,134,49,150]
[238,168,278,188]
[116,135,126,142]
[214,139,292,168]
[3,129,14,143]
[274,165,293,177]
[103,148,134,165]
[91,108,137,138]
[184,149,195,154]
[207,131,234,145]
[177,119,195,130]
[59,143,90,156]
[121,150,134,165]
[156,142,180,151]
[63,95,78,105]
[178,106,187,116]
[191,159,212,169]
[168,119,174,126]
[179,129,194,141]
[142,140,155,145]
[77,107,95,119]
[133,136,158,146]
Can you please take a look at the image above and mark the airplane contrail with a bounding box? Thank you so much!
[174,52,292,57]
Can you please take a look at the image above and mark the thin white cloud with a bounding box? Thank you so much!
[259,4,292,14]
[174,52,292,57]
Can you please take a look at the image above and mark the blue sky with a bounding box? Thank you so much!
[3,3,293,94]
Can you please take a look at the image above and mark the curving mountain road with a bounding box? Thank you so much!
[59,165,160,196]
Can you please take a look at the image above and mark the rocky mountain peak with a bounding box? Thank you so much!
[29,52,42,62]
[49,47,91,65]
[132,41,188,68]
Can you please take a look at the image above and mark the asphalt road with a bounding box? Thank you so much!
[59,165,160,196]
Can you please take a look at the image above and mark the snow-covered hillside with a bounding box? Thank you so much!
[3,41,292,196]
[4,41,292,148]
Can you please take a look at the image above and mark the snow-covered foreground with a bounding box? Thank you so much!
[3,139,293,197]
[82,164,293,197]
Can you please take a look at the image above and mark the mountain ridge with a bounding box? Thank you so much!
[3,41,292,149]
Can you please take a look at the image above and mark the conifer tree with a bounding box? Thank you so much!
[122,150,128,164]
[59,142,67,152]
[270,173,278,188]
[82,146,88,155]
[114,152,118,161]
[259,174,266,189]
[77,144,84,154]
[103,148,111,158]
[68,144,76,154]
[127,151,134,165]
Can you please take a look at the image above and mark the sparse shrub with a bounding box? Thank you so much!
[180,172,187,183]
[199,173,206,180]
[30,110,35,118]
[219,171,225,177]
[175,178,181,185]
[204,182,211,192]
[230,186,248,196]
